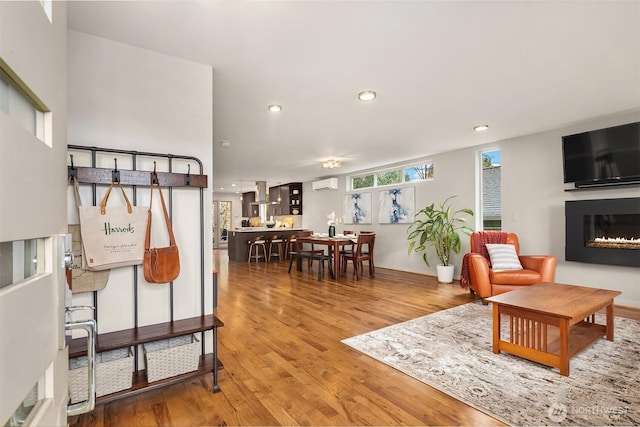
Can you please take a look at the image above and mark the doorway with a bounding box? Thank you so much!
[213,201,231,249]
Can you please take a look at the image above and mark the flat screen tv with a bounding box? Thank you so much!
[562,122,640,187]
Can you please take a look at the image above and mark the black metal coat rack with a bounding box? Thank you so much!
[67,145,222,399]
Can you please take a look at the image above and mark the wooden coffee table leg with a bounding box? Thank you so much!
[559,318,569,376]
[492,303,500,354]
[606,303,615,341]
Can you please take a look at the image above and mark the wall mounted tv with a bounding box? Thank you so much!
[562,121,640,188]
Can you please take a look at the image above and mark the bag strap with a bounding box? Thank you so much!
[100,182,133,215]
[146,175,176,250]
[72,178,83,208]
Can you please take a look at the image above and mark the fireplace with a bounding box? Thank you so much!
[565,197,640,267]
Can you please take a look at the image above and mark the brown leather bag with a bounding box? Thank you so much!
[144,176,180,283]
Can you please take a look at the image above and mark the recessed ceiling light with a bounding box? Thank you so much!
[268,104,283,112]
[220,140,231,147]
[358,90,377,101]
[474,124,489,132]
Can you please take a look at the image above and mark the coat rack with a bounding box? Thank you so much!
[68,152,208,188]
[67,145,222,400]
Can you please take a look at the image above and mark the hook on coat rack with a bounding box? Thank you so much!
[184,164,191,187]
[151,161,159,185]
[68,154,77,182]
[112,158,120,183]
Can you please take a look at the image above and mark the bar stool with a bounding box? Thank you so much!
[248,235,266,262]
[284,234,297,260]
[267,234,284,261]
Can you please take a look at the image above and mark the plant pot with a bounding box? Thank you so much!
[436,264,455,284]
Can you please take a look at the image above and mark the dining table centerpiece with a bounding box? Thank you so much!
[327,211,337,237]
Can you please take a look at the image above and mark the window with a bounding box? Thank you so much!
[352,174,374,190]
[376,170,402,186]
[6,382,39,426]
[350,161,434,190]
[0,64,50,144]
[405,163,434,182]
[479,149,501,230]
[0,239,39,290]
[40,0,53,22]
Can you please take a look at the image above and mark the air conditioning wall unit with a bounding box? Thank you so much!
[311,177,339,191]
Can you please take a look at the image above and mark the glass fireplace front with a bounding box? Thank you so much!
[566,197,640,267]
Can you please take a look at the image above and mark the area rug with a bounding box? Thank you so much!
[342,302,640,426]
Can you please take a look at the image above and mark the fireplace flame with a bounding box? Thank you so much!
[587,236,640,250]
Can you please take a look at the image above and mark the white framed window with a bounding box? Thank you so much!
[0,239,40,290]
[0,65,51,145]
[477,148,502,230]
[350,161,434,191]
[39,0,52,22]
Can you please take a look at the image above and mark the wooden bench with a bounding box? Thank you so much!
[288,250,334,280]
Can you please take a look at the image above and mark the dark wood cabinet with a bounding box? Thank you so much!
[269,185,290,216]
[288,182,302,215]
[246,183,301,217]
[268,186,280,216]
[279,184,290,212]
[242,191,257,217]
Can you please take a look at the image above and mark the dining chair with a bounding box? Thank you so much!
[358,231,375,255]
[341,233,375,280]
[339,230,356,269]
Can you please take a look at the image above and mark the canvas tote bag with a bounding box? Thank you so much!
[77,180,148,271]
[68,180,110,292]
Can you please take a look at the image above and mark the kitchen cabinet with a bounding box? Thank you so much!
[269,185,289,216]
[288,182,303,215]
[242,191,257,217]
[266,183,301,216]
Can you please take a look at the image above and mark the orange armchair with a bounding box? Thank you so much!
[463,232,556,303]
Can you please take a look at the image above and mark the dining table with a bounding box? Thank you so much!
[294,234,357,280]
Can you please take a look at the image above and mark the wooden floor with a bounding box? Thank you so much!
[69,250,637,427]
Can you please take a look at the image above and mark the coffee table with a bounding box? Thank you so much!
[486,282,621,376]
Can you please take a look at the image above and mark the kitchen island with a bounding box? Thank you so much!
[228,228,307,261]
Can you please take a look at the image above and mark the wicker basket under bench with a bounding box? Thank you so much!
[67,314,224,404]
[69,347,134,403]
[144,335,200,382]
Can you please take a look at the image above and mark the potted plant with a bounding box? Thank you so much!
[407,196,474,283]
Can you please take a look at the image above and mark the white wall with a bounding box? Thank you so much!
[303,111,640,308]
[67,31,214,334]
[0,2,69,425]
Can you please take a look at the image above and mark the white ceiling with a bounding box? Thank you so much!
[66,1,640,193]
